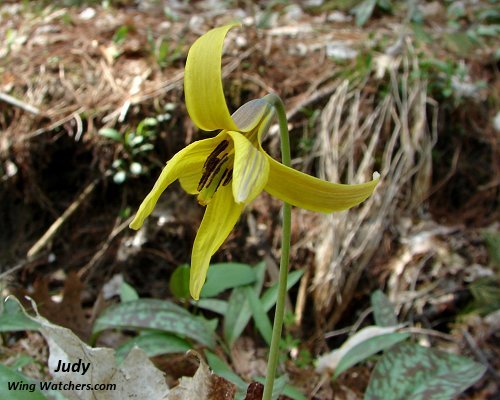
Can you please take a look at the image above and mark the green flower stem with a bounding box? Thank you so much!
[262,93,292,400]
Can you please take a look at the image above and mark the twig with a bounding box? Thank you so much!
[26,178,99,260]
[0,262,25,280]
[403,327,455,341]
[461,328,500,379]
[78,216,133,281]
[0,92,41,115]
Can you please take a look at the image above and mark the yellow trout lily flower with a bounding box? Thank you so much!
[130,24,379,300]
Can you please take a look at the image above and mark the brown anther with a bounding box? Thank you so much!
[222,169,233,186]
[203,140,229,169]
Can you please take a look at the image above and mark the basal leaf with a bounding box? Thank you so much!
[223,262,266,347]
[370,290,398,327]
[364,342,487,400]
[0,297,40,332]
[98,128,122,142]
[260,270,304,310]
[200,263,256,298]
[169,264,190,300]
[0,364,46,400]
[254,376,307,400]
[223,266,302,347]
[194,299,228,315]
[205,350,248,391]
[93,299,216,348]
[244,287,273,345]
[116,332,190,362]
[120,281,139,302]
[224,286,250,347]
[334,332,409,378]
[354,0,377,27]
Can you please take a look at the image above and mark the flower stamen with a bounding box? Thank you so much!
[197,139,234,205]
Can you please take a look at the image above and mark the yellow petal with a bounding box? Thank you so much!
[185,24,240,132]
[129,137,218,230]
[178,132,229,194]
[190,185,244,299]
[228,131,270,204]
[265,157,380,212]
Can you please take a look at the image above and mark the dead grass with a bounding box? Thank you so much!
[307,40,437,329]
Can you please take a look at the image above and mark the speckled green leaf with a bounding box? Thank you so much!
[116,332,190,362]
[334,332,409,378]
[364,342,487,400]
[200,263,256,298]
[371,290,398,327]
[93,299,216,348]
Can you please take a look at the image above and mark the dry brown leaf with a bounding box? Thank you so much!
[15,271,89,340]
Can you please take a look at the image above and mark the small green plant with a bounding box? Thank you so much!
[146,30,183,68]
[112,25,129,45]
[98,112,174,184]
[352,0,393,26]
[315,290,486,399]
[278,311,313,368]
[92,261,305,399]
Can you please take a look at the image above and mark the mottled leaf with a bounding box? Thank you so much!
[201,263,256,298]
[364,342,487,400]
[316,326,403,374]
[93,299,216,348]
[334,332,409,378]
[116,332,191,362]
[371,290,398,327]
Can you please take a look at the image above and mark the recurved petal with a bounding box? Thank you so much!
[264,156,380,213]
[185,24,240,132]
[190,184,244,299]
[129,137,218,230]
[228,131,270,204]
